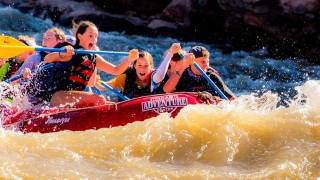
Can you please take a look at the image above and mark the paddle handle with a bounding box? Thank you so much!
[100,81,129,101]
[4,63,54,83]
[34,47,129,56]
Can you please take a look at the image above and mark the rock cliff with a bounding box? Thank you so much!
[1,0,319,63]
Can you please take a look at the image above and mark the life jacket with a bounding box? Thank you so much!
[208,67,219,75]
[175,67,235,99]
[26,45,96,103]
[67,55,95,88]
[175,67,217,94]
[121,68,154,100]
[150,67,219,95]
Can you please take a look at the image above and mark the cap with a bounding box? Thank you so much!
[189,46,209,58]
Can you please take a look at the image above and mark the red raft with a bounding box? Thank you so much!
[2,93,219,134]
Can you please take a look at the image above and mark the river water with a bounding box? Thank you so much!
[0,6,320,179]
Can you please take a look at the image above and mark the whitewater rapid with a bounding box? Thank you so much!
[0,5,320,179]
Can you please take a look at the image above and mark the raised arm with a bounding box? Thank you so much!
[153,43,181,83]
[96,49,138,75]
[163,53,194,93]
[44,45,74,63]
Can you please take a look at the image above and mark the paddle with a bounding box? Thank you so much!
[193,63,229,100]
[4,63,54,83]
[85,86,103,95]
[95,88,103,95]
[99,81,129,101]
[0,35,129,58]
[178,52,229,100]
[84,86,93,93]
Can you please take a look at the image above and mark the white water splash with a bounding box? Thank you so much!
[0,82,31,123]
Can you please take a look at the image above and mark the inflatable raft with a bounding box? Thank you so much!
[2,93,220,134]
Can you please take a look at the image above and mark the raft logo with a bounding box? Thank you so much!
[141,95,188,114]
[45,116,70,125]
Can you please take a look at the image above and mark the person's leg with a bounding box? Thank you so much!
[50,90,109,108]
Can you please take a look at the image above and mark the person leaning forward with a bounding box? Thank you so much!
[24,20,138,107]
[163,46,236,100]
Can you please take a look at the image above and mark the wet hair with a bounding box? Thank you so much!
[72,20,97,46]
[166,49,186,69]
[163,49,186,62]
[133,51,154,69]
[47,27,66,41]
[171,53,183,61]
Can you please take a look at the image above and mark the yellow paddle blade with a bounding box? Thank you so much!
[0,35,35,58]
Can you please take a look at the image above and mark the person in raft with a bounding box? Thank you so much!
[95,51,155,100]
[163,46,236,100]
[14,27,68,79]
[94,44,193,100]
[24,20,139,107]
[150,42,195,94]
[0,35,36,81]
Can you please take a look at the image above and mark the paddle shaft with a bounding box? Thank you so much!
[178,52,229,100]
[100,81,129,101]
[34,47,129,56]
[193,63,229,100]
[4,63,54,83]
[85,86,103,95]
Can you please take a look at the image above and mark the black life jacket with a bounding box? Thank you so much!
[175,67,235,99]
[120,68,153,100]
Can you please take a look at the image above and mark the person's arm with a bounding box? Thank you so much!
[9,67,33,85]
[152,53,172,83]
[14,53,40,75]
[44,46,74,63]
[163,70,183,93]
[96,49,138,75]
[163,53,194,93]
[153,43,181,83]
[210,73,237,100]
